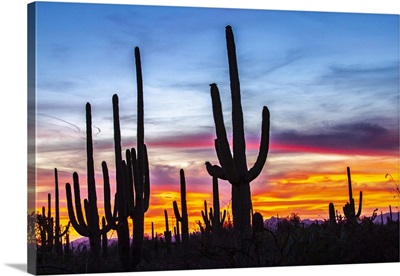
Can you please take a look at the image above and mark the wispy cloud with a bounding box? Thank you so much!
[269,120,398,156]
[318,62,398,93]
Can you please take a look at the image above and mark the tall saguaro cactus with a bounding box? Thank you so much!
[101,46,150,270]
[110,94,132,271]
[343,166,363,222]
[131,46,151,268]
[205,25,270,236]
[65,103,101,269]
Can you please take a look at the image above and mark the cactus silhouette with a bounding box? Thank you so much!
[37,194,53,250]
[329,202,336,225]
[201,191,226,233]
[252,212,264,232]
[101,47,150,270]
[210,176,226,231]
[37,169,70,254]
[205,25,270,236]
[109,94,132,270]
[131,46,151,268]
[343,166,362,222]
[201,200,212,233]
[163,209,172,253]
[101,216,108,259]
[173,169,189,254]
[53,168,70,255]
[65,103,102,270]
[173,216,181,243]
[37,207,48,248]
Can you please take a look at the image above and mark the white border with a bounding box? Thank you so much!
[0,1,398,275]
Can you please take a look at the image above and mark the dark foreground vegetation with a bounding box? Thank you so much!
[30,212,399,274]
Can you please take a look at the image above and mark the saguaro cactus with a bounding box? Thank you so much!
[65,103,101,269]
[329,202,336,225]
[173,169,189,253]
[164,209,172,253]
[100,46,150,270]
[37,194,53,249]
[211,176,226,231]
[110,94,132,271]
[201,200,212,233]
[101,217,108,259]
[131,46,151,268]
[38,169,70,254]
[205,25,270,236]
[54,168,70,256]
[201,202,226,232]
[37,207,48,247]
[343,166,362,222]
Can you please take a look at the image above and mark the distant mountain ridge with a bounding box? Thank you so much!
[263,211,399,230]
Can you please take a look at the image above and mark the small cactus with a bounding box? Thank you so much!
[163,209,172,253]
[252,212,264,232]
[342,166,362,222]
[172,169,189,253]
[53,168,70,256]
[329,202,336,225]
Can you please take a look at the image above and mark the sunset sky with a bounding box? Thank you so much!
[30,2,399,241]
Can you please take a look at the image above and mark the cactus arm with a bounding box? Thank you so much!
[173,201,181,221]
[356,191,363,218]
[121,160,130,218]
[59,221,71,237]
[125,150,135,215]
[221,210,227,225]
[143,144,150,212]
[179,169,187,221]
[84,199,89,224]
[130,147,138,208]
[47,193,51,221]
[201,200,211,230]
[113,192,118,218]
[206,140,229,180]
[151,222,154,240]
[329,202,336,223]
[164,209,169,233]
[72,172,87,227]
[201,210,207,224]
[209,208,214,227]
[209,83,239,185]
[102,161,117,228]
[65,182,89,236]
[101,216,108,259]
[245,106,270,182]
[347,166,353,202]
[201,210,211,229]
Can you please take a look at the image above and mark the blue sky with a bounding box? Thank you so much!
[32,1,399,225]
